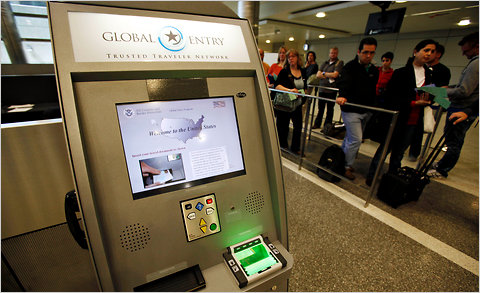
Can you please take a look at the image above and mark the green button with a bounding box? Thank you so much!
[210,223,217,231]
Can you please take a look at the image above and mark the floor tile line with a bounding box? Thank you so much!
[282,158,479,276]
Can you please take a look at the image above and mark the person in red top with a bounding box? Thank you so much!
[376,52,394,98]
[364,52,395,143]
[267,46,287,88]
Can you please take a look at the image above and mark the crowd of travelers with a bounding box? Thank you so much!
[261,32,479,185]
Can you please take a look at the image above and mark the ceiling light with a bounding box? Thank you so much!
[266,40,271,44]
[409,7,460,17]
[458,19,471,26]
[395,1,407,3]
[319,34,326,39]
[289,37,294,41]
[315,12,326,18]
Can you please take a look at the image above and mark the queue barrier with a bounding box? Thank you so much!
[270,85,446,207]
[269,86,401,207]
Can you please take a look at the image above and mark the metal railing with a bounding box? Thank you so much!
[269,85,399,207]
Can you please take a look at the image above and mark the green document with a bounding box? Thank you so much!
[289,89,305,101]
[418,86,451,109]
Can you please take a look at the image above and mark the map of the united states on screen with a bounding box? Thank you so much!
[160,115,204,143]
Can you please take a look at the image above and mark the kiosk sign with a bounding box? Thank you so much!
[68,12,250,63]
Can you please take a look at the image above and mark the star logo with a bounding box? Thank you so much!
[158,26,186,52]
[165,30,178,42]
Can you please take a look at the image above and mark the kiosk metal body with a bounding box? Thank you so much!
[48,2,292,291]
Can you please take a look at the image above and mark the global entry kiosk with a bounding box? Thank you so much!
[48,1,293,291]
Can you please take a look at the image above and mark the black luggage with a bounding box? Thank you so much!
[322,122,346,139]
[376,127,449,208]
[316,145,345,182]
[363,112,390,143]
[377,167,430,208]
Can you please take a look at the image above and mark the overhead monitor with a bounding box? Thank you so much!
[116,96,245,200]
[364,7,406,35]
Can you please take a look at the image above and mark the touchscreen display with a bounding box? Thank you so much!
[116,96,245,200]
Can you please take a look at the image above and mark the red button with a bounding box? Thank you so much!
[206,198,213,204]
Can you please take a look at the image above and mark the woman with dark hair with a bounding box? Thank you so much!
[305,51,318,95]
[366,39,436,186]
[305,51,318,79]
[274,49,307,155]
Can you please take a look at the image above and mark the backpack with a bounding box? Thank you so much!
[316,145,345,182]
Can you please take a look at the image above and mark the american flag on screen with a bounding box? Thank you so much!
[213,101,226,108]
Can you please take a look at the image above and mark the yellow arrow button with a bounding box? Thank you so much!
[200,226,207,233]
[199,218,206,226]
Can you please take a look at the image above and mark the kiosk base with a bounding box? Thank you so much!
[133,265,205,292]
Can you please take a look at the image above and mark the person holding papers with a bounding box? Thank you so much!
[366,39,436,186]
[274,49,307,155]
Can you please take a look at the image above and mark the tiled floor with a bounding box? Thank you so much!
[281,103,479,291]
[282,161,478,291]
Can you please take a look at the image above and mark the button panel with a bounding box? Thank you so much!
[180,193,221,241]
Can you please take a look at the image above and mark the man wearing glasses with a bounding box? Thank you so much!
[336,37,379,180]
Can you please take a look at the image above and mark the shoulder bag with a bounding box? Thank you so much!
[273,91,303,112]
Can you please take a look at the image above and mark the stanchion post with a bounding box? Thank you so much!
[416,106,443,170]
[364,111,399,208]
[308,97,316,141]
[299,94,312,170]
[307,85,320,141]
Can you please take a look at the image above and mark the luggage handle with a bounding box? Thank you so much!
[418,135,446,175]
[418,117,458,175]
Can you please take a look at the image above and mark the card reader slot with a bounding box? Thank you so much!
[133,264,205,292]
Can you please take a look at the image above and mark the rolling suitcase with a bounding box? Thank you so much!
[376,167,430,208]
[316,145,345,183]
[376,127,449,208]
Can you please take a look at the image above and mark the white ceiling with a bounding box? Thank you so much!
[223,1,479,44]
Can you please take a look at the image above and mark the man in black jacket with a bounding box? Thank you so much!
[336,37,379,180]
